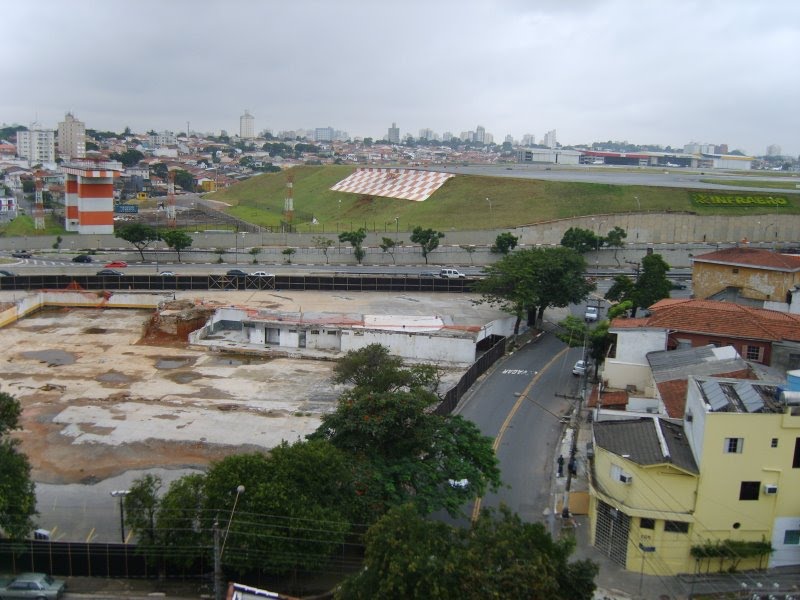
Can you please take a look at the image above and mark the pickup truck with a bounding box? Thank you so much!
[0,572,66,599]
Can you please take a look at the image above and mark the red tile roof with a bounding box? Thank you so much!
[613,299,800,342]
[656,367,757,418]
[693,246,800,271]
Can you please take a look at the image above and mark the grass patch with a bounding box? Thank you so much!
[0,214,71,238]
[207,166,799,231]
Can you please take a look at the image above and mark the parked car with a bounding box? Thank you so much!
[104,261,128,268]
[439,268,466,279]
[0,270,15,277]
[584,306,599,322]
[72,254,93,263]
[671,280,688,290]
[158,271,176,277]
[226,269,247,277]
[0,572,66,599]
[11,251,32,258]
[249,271,273,277]
[572,360,587,377]
[96,269,124,277]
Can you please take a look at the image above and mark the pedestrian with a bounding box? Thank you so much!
[569,457,577,476]
[557,455,564,478]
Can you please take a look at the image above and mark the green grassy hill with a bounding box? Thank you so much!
[208,166,798,232]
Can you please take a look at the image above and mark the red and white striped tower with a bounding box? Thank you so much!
[166,171,177,227]
[60,158,121,234]
[283,174,294,224]
[33,173,45,230]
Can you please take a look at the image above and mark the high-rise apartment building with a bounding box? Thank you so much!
[543,129,557,149]
[16,123,56,165]
[314,127,334,142]
[475,125,485,144]
[149,131,177,146]
[387,122,400,144]
[418,128,434,141]
[522,134,536,146]
[57,112,86,160]
[240,110,255,139]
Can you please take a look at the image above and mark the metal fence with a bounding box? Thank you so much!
[434,334,507,415]
[0,274,477,293]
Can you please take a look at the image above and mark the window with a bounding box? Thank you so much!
[640,518,655,530]
[725,437,743,454]
[732,268,739,273]
[664,521,689,533]
[745,345,763,361]
[771,438,778,448]
[794,438,800,469]
[784,530,800,545]
[739,481,760,500]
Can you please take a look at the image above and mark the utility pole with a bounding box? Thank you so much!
[213,519,223,600]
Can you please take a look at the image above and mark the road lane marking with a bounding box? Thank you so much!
[471,346,569,523]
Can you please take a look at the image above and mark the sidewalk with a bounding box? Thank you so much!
[552,408,800,599]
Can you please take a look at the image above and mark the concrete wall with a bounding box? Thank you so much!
[340,329,477,365]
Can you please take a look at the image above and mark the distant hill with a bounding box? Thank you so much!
[207,165,793,232]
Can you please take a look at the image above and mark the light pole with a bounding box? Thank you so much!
[241,232,247,264]
[486,197,493,230]
[109,490,130,543]
[214,484,245,600]
[394,217,399,243]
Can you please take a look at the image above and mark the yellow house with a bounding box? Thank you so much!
[198,178,217,192]
[589,377,800,575]
[692,246,800,305]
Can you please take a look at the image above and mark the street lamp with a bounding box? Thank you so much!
[394,217,399,243]
[486,197,493,230]
[109,489,130,543]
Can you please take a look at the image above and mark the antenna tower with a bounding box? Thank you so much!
[283,174,294,224]
[166,171,177,227]
[33,173,45,230]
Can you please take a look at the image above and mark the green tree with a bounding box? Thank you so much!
[560,227,601,254]
[173,170,195,192]
[114,223,160,261]
[281,247,295,263]
[332,343,438,393]
[160,230,193,262]
[313,236,334,264]
[337,504,597,600]
[310,346,499,521]
[378,236,396,263]
[605,254,672,316]
[338,228,367,264]
[474,247,594,333]
[603,226,627,266]
[248,247,261,264]
[410,226,445,264]
[460,245,477,265]
[150,162,169,180]
[124,474,162,545]
[0,392,36,539]
[491,232,519,255]
[153,474,206,569]
[110,148,144,167]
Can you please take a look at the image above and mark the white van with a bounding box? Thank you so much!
[439,268,466,279]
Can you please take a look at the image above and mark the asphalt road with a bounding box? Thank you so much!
[455,330,581,523]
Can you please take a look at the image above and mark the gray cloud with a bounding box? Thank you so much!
[2,0,798,156]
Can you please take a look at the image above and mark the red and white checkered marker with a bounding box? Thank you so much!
[330,168,454,201]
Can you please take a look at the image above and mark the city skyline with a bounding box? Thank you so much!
[2,1,799,156]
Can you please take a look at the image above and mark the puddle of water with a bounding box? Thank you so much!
[154,356,196,370]
[21,350,76,366]
[83,327,107,334]
[170,372,202,384]
[97,371,132,383]
[204,355,269,367]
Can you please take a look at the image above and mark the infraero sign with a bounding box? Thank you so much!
[691,193,788,207]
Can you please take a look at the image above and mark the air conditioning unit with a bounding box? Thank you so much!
[619,474,633,484]
[764,484,778,495]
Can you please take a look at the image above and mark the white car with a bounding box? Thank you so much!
[439,268,466,279]
[572,360,587,376]
[249,271,274,277]
[584,306,599,322]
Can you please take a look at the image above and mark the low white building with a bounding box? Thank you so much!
[191,306,516,366]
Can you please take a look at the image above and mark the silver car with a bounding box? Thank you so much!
[0,572,66,599]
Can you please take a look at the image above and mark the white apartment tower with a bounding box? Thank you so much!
[240,110,255,139]
[543,129,557,149]
[57,112,86,160]
[387,122,400,144]
[767,144,782,157]
[16,123,56,165]
[475,125,486,144]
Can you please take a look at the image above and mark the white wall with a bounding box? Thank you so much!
[340,329,476,365]
[613,328,667,363]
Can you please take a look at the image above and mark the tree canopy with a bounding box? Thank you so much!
[115,223,160,260]
[160,230,193,261]
[410,226,445,264]
[474,247,594,333]
[605,253,672,316]
[338,228,367,264]
[560,227,601,254]
[491,232,519,255]
[0,392,36,539]
[336,504,598,600]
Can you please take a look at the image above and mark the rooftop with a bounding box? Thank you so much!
[692,246,800,272]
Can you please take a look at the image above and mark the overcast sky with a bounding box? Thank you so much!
[3,1,798,156]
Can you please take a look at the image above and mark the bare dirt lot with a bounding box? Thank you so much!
[4,304,342,485]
